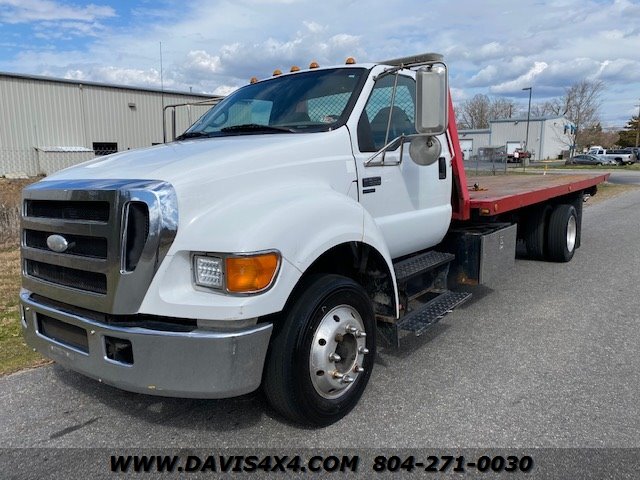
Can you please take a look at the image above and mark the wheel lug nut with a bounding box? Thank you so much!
[332,371,345,379]
[345,325,358,334]
[355,330,366,338]
[359,347,369,354]
[329,353,341,362]
[341,375,354,384]
[354,366,364,373]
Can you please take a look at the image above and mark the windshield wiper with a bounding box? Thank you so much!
[220,124,295,133]
[175,131,212,141]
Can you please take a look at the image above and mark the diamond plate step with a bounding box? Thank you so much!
[397,291,472,336]
[394,251,455,284]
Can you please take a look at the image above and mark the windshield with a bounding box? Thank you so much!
[182,67,368,138]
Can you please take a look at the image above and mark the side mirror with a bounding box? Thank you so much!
[415,64,448,136]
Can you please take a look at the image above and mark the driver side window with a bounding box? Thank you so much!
[358,75,417,152]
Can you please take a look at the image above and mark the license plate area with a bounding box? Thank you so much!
[37,313,89,353]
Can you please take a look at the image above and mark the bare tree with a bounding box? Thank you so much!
[581,123,619,149]
[530,100,558,118]
[553,80,605,151]
[457,94,491,129]
[490,97,518,120]
[457,94,517,129]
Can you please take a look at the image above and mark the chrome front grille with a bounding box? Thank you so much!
[25,259,108,294]
[24,229,108,259]
[25,199,110,222]
[21,179,178,314]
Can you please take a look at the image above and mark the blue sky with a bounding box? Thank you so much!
[0,0,638,127]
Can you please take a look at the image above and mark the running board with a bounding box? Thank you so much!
[398,291,471,335]
[378,290,471,348]
[394,251,455,284]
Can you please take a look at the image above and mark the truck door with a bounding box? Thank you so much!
[353,73,452,259]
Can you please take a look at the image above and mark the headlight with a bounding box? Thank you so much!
[194,255,223,288]
[192,251,280,294]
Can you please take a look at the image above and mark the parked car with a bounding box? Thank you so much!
[585,149,634,165]
[565,154,617,166]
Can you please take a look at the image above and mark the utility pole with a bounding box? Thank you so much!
[160,41,166,143]
[522,87,532,171]
[636,103,640,148]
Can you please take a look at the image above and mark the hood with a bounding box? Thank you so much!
[46,128,353,190]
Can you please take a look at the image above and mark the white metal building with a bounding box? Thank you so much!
[0,72,222,176]
[459,116,575,161]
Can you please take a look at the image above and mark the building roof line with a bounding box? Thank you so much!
[489,115,570,123]
[459,129,491,134]
[0,70,221,99]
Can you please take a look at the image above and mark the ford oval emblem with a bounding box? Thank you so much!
[46,234,69,253]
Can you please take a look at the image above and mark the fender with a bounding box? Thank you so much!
[140,182,399,320]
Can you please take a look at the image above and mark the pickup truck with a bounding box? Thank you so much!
[20,53,607,426]
[588,147,635,165]
[508,148,531,163]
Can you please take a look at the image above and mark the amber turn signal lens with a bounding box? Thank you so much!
[225,253,279,293]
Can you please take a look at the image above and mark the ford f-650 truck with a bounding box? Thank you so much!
[20,53,607,426]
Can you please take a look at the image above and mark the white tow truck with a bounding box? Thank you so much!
[20,54,607,426]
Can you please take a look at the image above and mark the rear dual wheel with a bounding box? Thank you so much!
[546,204,578,262]
[264,274,375,426]
[524,206,551,259]
[524,204,578,262]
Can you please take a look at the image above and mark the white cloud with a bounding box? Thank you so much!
[62,66,168,88]
[183,50,222,76]
[213,84,238,96]
[303,21,324,34]
[1,0,638,127]
[491,62,549,94]
[0,0,115,23]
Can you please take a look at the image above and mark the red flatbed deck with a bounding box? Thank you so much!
[466,173,609,216]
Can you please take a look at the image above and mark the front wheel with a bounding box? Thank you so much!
[263,274,376,426]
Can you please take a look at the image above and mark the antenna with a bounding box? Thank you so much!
[160,41,166,142]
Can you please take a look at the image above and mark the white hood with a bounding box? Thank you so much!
[47,129,354,191]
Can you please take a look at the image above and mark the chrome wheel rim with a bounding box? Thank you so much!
[567,215,577,252]
[309,304,369,399]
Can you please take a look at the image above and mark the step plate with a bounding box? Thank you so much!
[397,291,472,336]
[394,251,455,284]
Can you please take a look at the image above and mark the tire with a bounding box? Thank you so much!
[546,204,578,262]
[524,205,551,259]
[263,274,376,426]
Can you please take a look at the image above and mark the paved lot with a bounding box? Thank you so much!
[467,161,640,186]
[1,190,639,469]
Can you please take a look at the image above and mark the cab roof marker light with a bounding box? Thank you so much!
[309,61,319,69]
[345,57,356,64]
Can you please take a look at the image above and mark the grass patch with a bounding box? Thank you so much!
[587,182,639,205]
[0,246,48,376]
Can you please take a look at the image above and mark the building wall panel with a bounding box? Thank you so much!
[1,73,218,175]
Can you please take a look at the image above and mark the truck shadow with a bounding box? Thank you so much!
[376,285,494,360]
[51,365,305,431]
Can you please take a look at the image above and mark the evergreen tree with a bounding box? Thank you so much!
[618,116,640,147]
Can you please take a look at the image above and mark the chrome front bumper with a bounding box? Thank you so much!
[20,292,273,398]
